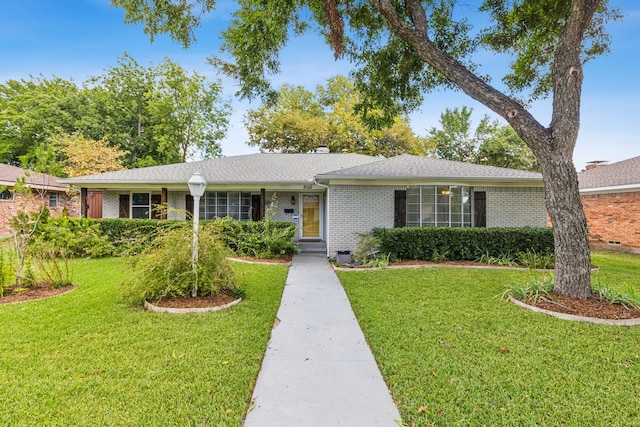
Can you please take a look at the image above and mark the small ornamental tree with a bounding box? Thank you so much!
[123,224,241,305]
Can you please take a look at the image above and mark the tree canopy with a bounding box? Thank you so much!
[111,0,621,298]
[60,133,127,178]
[245,76,432,156]
[0,54,231,174]
[429,106,538,171]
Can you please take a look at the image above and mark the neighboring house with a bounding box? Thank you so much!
[579,155,640,254]
[0,164,78,236]
[61,151,548,256]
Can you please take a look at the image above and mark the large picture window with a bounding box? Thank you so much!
[406,185,472,227]
[200,192,251,220]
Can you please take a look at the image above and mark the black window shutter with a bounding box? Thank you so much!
[394,190,407,228]
[473,191,486,227]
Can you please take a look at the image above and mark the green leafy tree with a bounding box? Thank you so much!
[476,125,539,172]
[106,0,622,298]
[0,54,231,170]
[428,106,484,163]
[429,106,538,171]
[83,54,162,167]
[245,76,430,156]
[149,59,231,161]
[0,77,86,167]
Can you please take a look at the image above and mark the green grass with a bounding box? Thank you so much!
[338,252,640,426]
[0,257,288,426]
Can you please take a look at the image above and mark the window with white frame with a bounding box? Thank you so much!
[406,185,472,227]
[200,192,251,220]
[131,193,151,219]
[49,193,59,208]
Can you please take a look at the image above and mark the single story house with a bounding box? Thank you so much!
[61,152,548,256]
[579,155,640,254]
[0,164,78,236]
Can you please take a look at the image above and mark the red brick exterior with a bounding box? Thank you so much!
[581,191,640,254]
[0,190,79,237]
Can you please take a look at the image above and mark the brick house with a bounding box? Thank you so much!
[579,155,640,254]
[62,152,548,256]
[0,165,78,236]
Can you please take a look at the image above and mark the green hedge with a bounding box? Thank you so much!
[46,217,299,258]
[372,227,554,261]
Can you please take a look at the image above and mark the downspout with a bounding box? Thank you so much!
[313,179,330,258]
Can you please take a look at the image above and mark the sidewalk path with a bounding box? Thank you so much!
[244,253,402,426]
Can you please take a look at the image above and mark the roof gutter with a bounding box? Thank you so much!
[580,184,640,194]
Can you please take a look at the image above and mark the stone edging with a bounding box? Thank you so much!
[509,297,640,326]
[144,298,242,314]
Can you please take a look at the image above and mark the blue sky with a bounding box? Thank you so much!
[1,0,638,170]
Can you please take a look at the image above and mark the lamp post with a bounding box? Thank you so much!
[188,172,207,297]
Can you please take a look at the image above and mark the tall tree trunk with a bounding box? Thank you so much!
[539,155,592,299]
[370,0,598,299]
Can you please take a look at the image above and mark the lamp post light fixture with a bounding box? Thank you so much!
[188,172,207,297]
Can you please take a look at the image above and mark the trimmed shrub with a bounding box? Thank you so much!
[35,217,114,258]
[372,227,554,262]
[42,217,299,258]
[94,218,183,256]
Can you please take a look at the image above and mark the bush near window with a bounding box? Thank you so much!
[45,217,299,259]
[33,216,114,258]
[94,218,183,255]
[372,227,554,262]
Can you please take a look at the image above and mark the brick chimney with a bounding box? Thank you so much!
[585,160,608,171]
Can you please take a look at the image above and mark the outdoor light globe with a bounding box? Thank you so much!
[188,172,207,197]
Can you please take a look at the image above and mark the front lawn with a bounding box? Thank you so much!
[338,252,640,426]
[0,257,288,426]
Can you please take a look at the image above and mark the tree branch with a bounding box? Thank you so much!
[404,0,428,35]
[550,0,601,157]
[368,0,550,151]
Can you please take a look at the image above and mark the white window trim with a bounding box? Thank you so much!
[407,185,473,227]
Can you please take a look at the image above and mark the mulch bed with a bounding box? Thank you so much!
[0,284,76,304]
[521,294,640,320]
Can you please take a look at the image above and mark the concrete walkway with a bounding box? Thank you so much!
[244,253,401,427]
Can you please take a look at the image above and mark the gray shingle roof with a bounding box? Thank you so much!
[0,164,68,191]
[578,155,640,190]
[316,154,542,182]
[61,153,379,185]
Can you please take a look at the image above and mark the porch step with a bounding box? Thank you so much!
[297,240,327,254]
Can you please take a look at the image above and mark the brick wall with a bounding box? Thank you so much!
[328,185,402,256]
[103,192,121,218]
[168,191,187,220]
[0,190,78,236]
[328,185,548,256]
[475,186,548,228]
[266,191,300,224]
[581,191,640,253]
